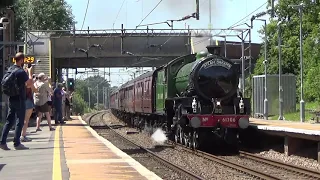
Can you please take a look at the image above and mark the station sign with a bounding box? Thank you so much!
[12,56,35,64]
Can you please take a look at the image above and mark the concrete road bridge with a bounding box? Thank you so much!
[22,27,260,81]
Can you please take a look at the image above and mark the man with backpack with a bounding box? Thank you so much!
[0,52,34,150]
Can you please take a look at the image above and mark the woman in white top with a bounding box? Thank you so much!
[34,73,55,131]
[46,78,53,117]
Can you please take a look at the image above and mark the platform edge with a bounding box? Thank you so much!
[251,125,320,136]
[77,116,163,180]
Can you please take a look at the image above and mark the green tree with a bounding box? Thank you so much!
[254,0,320,102]
[75,75,111,109]
[14,0,74,40]
[72,92,89,115]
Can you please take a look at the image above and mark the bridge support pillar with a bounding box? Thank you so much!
[284,136,303,156]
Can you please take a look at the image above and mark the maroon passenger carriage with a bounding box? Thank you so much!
[110,71,155,127]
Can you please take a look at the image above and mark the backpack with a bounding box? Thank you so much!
[1,66,21,96]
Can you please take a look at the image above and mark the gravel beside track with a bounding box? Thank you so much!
[221,154,320,180]
[256,150,320,172]
[88,111,259,180]
[88,112,193,180]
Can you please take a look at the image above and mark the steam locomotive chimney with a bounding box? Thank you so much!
[206,45,221,56]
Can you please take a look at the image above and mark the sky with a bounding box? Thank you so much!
[64,0,270,87]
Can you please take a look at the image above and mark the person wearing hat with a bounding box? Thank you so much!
[34,73,55,131]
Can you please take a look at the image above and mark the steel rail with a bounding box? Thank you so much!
[91,112,205,180]
[239,151,320,179]
[168,141,280,180]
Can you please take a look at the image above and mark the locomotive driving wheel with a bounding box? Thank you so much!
[174,126,180,143]
[179,127,184,145]
[192,131,199,149]
[187,132,192,148]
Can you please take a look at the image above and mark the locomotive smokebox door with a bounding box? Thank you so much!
[206,45,222,56]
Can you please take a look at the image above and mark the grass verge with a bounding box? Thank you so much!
[269,102,319,122]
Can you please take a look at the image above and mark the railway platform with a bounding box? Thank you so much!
[249,118,320,163]
[0,117,161,180]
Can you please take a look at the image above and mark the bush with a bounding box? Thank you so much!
[72,92,90,115]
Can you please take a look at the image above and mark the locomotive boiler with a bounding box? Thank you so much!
[110,45,251,150]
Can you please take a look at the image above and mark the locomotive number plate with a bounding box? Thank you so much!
[221,117,236,123]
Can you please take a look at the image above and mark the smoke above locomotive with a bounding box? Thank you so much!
[175,45,239,102]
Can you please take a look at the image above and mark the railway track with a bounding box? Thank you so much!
[238,151,320,180]
[168,141,281,180]
[168,141,320,180]
[89,112,205,180]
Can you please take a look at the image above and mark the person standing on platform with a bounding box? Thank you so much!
[46,77,53,118]
[21,65,38,142]
[61,87,67,120]
[64,88,72,120]
[53,83,66,124]
[0,52,34,150]
[34,73,55,132]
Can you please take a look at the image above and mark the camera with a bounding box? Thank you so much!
[31,60,41,66]
[27,60,41,68]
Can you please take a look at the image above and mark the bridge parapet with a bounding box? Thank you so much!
[51,35,190,59]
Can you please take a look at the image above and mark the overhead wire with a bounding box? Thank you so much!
[113,0,126,29]
[123,0,163,53]
[80,0,90,31]
[228,1,267,28]
[135,0,163,28]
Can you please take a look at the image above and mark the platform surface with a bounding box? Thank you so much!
[0,123,66,180]
[0,117,162,180]
[250,118,320,136]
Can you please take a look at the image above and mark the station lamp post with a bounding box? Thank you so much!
[251,15,268,120]
[289,2,305,122]
[277,20,285,121]
[0,17,9,122]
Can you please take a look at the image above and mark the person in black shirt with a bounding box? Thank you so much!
[0,52,34,150]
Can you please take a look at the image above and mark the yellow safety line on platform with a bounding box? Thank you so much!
[52,126,62,180]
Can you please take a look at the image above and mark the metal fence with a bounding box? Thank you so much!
[253,74,296,117]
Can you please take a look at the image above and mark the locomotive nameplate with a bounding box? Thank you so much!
[202,58,232,70]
